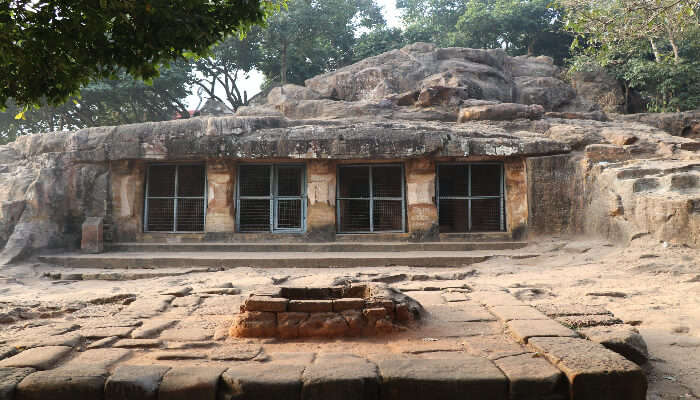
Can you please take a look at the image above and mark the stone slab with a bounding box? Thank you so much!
[332,298,365,312]
[245,296,288,312]
[376,356,507,400]
[12,333,82,349]
[113,339,162,348]
[220,362,306,400]
[131,320,177,339]
[462,335,528,360]
[493,353,564,400]
[528,337,647,400]
[81,217,103,254]
[288,300,333,313]
[65,348,131,369]
[159,327,213,341]
[441,292,468,302]
[15,366,108,400]
[507,319,579,343]
[425,304,496,322]
[556,314,623,328]
[421,321,503,338]
[209,344,262,361]
[534,303,611,317]
[80,326,135,339]
[158,366,226,400]
[0,367,35,400]
[0,346,72,370]
[578,325,649,365]
[86,336,119,349]
[471,291,523,307]
[105,365,170,400]
[302,354,379,400]
[0,348,18,361]
[489,305,549,322]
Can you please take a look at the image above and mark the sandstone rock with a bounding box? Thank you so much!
[493,353,564,400]
[458,103,544,122]
[80,217,103,254]
[277,312,309,339]
[579,325,649,365]
[15,366,108,400]
[158,366,226,400]
[64,348,131,369]
[231,311,277,338]
[515,76,576,111]
[267,84,322,105]
[105,364,170,400]
[415,86,475,107]
[0,367,35,400]
[506,319,579,343]
[301,354,379,400]
[220,362,306,400]
[0,346,72,370]
[208,344,262,361]
[570,68,626,113]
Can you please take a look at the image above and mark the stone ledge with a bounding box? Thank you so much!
[527,337,647,400]
[507,319,579,344]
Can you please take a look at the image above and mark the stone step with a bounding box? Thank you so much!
[107,241,527,253]
[38,250,536,269]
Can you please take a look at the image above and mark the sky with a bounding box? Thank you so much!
[186,0,402,110]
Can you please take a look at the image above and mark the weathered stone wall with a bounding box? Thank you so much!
[306,160,337,239]
[504,158,528,239]
[405,158,438,240]
[110,161,145,242]
[526,154,585,236]
[205,160,236,233]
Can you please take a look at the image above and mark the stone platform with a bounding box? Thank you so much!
[0,281,646,400]
[38,249,537,269]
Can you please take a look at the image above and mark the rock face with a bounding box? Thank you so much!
[0,42,698,262]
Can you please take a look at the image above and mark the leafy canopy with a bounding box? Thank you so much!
[0,0,280,109]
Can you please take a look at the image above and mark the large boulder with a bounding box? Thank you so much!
[514,76,576,111]
[570,68,626,114]
[458,103,544,122]
[267,84,322,105]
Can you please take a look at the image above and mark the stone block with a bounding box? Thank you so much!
[80,326,135,339]
[0,346,72,370]
[81,217,103,254]
[159,327,212,342]
[489,305,549,322]
[0,347,18,361]
[534,303,611,317]
[130,319,176,339]
[376,356,507,400]
[113,339,162,348]
[341,311,367,335]
[426,304,496,322]
[462,335,528,360]
[0,367,35,400]
[158,366,226,400]
[471,291,523,307]
[493,353,564,400]
[208,344,262,361]
[298,313,349,337]
[302,354,379,400]
[528,337,647,400]
[332,298,365,312]
[555,314,623,328]
[578,325,649,365]
[288,300,333,313]
[230,312,277,338]
[507,319,579,343]
[15,366,108,400]
[277,312,309,339]
[421,321,503,338]
[64,348,131,369]
[220,363,306,400]
[105,365,170,400]
[245,296,288,312]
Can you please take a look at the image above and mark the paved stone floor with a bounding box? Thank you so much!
[1,238,698,399]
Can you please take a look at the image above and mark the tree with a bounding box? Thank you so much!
[561,0,700,111]
[1,0,280,110]
[397,0,572,64]
[353,27,408,63]
[0,62,193,144]
[190,35,262,112]
[256,0,385,86]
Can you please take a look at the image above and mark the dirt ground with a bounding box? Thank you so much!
[0,237,698,399]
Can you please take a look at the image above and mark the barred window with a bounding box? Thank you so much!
[145,164,206,232]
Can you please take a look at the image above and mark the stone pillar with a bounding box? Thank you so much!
[205,160,235,233]
[110,161,145,242]
[306,160,336,240]
[505,158,528,239]
[405,158,438,240]
[81,217,104,253]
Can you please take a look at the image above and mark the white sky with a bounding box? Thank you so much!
[185,0,401,109]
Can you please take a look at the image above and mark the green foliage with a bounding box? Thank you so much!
[0,0,281,110]
[353,27,408,63]
[0,62,193,145]
[397,0,572,64]
[255,0,385,86]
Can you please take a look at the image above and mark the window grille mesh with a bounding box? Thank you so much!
[471,165,502,196]
[438,199,468,233]
[277,199,302,229]
[372,166,402,197]
[147,165,176,197]
[146,198,175,231]
[177,165,206,197]
[339,199,371,232]
[338,167,370,198]
[471,198,502,231]
[176,198,205,231]
[277,167,303,196]
[373,200,403,231]
[239,165,271,197]
[437,165,468,197]
[239,199,271,232]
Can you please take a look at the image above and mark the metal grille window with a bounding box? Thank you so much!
[236,164,306,232]
[145,164,206,232]
[437,163,505,232]
[337,165,405,233]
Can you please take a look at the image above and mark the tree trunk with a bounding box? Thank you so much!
[669,37,680,64]
[280,41,288,85]
[649,37,661,63]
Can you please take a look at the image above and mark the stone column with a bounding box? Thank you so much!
[405,158,439,240]
[505,158,528,239]
[205,160,235,233]
[306,160,336,240]
[110,160,145,242]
